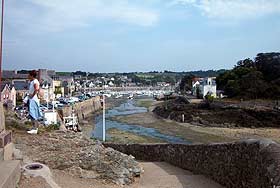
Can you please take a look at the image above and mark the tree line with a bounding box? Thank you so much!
[216,52,280,99]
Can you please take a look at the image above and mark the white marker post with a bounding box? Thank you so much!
[102,94,106,142]
[46,86,49,109]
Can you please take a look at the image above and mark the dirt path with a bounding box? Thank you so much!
[19,169,139,188]
[138,162,223,188]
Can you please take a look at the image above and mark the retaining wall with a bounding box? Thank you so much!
[58,96,102,121]
[104,140,280,188]
[0,102,4,132]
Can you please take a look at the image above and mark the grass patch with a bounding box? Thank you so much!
[136,99,154,109]
[107,128,164,144]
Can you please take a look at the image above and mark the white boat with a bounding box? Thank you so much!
[115,94,123,99]
[104,93,112,98]
[128,94,134,99]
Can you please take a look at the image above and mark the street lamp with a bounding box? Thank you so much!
[0,0,5,101]
[102,93,106,142]
[102,79,106,142]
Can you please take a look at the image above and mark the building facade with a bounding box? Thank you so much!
[192,77,217,98]
[199,77,217,98]
[1,84,17,108]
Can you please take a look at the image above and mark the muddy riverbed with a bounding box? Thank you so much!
[92,99,191,144]
[91,98,280,144]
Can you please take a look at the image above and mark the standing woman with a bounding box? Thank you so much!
[27,70,42,134]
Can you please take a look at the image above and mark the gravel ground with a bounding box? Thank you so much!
[13,130,142,188]
[19,170,140,188]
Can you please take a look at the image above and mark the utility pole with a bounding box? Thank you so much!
[0,0,5,101]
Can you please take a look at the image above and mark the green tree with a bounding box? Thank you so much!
[255,53,280,82]
[240,71,266,99]
[216,52,280,99]
[179,75,195,93]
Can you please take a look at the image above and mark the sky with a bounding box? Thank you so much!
[2,0,280,72]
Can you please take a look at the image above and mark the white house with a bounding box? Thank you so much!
[108,81,114,87]
[192,81,200,88]
[41,83,52,102]
[199,77,217,98]
[192,77,217,98]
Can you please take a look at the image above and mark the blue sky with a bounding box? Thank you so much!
[3,0,280,72]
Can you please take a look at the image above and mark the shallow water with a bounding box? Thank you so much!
[92,100,191,144]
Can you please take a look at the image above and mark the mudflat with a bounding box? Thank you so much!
[111,99,280,144]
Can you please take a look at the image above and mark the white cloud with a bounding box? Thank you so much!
[171,0,280,20]
[7,0,159,32]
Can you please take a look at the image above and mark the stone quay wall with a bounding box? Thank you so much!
[104,140,280,188]
[58,96,102,121]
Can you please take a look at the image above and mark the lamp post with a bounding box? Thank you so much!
[0,0,5,101]
[102,80,106,142]
[102,94,106,142]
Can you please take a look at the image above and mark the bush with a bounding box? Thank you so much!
[205,94,214,103]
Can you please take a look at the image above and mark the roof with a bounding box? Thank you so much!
[192,77,203,82]
[0,81,11,91]
[58,75,74,82]
[2,70,28,79]
[13,81,29,91]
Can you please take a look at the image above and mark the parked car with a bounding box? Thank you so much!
[85,93,92,98]
[57,103,64,108]
[78,95,86,102]
[40,105,48,112]
[68,97,79,104]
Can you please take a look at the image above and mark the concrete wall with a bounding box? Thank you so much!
[58,96,102,121]
[104,140,280,188]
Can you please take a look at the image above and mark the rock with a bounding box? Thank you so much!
[80,169,99,179]
[16,131,142,185]
[173,96,190,105]
[67,166,100,179]
[81,120,89,125]
[198,119,208,125]
[59,123,67,131]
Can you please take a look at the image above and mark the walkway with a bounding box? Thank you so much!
[138,162,224,188]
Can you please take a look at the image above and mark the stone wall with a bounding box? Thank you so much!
[58,96,102,121]
[1,102,15,161]
[73,96,102,121]
[104,140,280,188]
[0,102,5,132]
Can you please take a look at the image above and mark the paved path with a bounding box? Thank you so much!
[138,162,224,188]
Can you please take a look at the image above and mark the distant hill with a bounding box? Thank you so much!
[179,70,227,78]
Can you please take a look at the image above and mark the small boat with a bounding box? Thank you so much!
[127,94,134,99]
[115,94,123,99]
